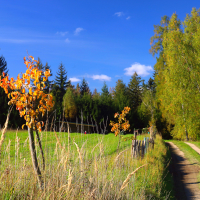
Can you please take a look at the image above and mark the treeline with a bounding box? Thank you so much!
[150,8,200,140]
[0,56,160,134]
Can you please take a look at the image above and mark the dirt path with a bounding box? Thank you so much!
[185,142,200,155]
[166,142,200,200]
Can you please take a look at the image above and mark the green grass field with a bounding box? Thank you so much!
[0,130,174,199]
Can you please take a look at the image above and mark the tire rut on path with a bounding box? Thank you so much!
[166,142,200,200]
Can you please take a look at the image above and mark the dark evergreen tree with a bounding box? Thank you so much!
[55,63,69,94]
[101,82,109,97]
[0,55,8,75]
[127,72,143,129]
[80,78,90,96]
[52,63,69,117]
[127,72,142,108]
[100,82,114,132]
[0,55,9,128]
[113,79,129,112]
[36,57,44,70]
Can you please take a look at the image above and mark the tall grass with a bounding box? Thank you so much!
[0,130,173,199]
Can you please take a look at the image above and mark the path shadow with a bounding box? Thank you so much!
[166,142,198,200]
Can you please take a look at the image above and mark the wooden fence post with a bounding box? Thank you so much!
[144,137,146,155]
[141,140,144,158]
[138,140,141,157]
[131,135,154,159]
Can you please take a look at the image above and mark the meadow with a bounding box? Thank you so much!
[0,130,174,199]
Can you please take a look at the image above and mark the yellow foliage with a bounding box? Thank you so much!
[0,55,54,132]
[110,107,131,136]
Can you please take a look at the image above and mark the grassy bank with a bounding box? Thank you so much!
[0,130,173,199]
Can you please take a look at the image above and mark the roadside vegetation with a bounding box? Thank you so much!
[0,130,173,199]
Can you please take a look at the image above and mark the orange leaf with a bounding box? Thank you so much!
[29,88,32,95]
[22,124,25,129]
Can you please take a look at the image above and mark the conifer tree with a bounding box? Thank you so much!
[101,81,109,97]
[113,79,129,112]
[52,63,69,117]
[126,72,144,129]
[0,55,9,128]
[80,78,89,96]
[0,55,8,75]
[127,72,142,108]
[100,82,113,129]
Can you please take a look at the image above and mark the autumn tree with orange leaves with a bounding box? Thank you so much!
[110,106,131,153]
[0,55,54,189]
[110,106,131,136]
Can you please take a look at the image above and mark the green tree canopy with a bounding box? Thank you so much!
[63,87,77,120]
[151,8,200,140]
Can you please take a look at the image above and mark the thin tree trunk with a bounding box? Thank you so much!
[117,135,121,154]
[35,128,45,170]
[50,115,54,132]
[150,109,155,139]
[45,110,49,132]
[68,123,70,155]
[182,104,189,141]
[185,127,189,141]
[28,126,43,189]
[0,105,13,165]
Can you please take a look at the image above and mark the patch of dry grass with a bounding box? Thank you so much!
[0,131,172,199]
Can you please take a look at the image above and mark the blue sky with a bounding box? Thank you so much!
[0,0,200,93]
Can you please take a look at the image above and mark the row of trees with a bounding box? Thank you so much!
[150,8,200,140]
[0,55,158,134]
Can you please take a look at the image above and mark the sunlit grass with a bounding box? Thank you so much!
[0,130,173,199]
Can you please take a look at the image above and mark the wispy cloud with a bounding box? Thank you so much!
[74,27,84,35]
[56,31,68,36]
[91,74,111,81]
[0,38,65,45]
[124,63,153,77]
[0,38,41,44]
[126,16,131,20]
[69,77,81,82]
[65,38,70,43]
[114,12,124,17]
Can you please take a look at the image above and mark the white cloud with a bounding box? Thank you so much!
[56,31,68,36]
[69,77,81,82]
[126,16,131,20]
[124,63,154,77]
[114,12,124,17]
[65,38,70,43]
[74,27,84,35]
[91,74,111,81]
